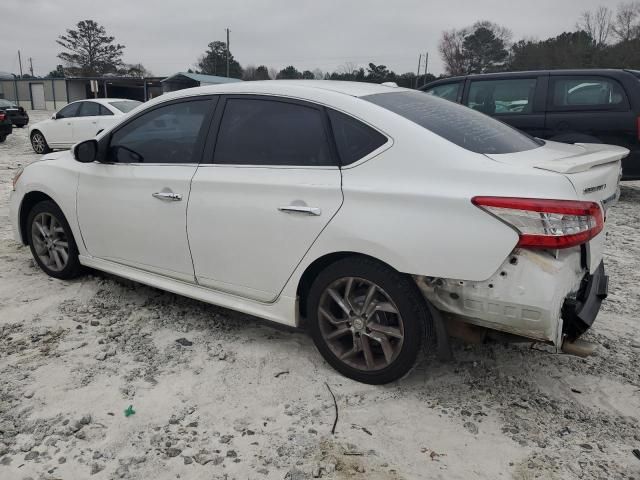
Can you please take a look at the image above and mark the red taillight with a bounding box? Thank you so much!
[0,113,5,121]
[472,197,604,249]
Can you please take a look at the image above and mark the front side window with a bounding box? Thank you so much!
[57,103,81,119]
[364,90,541,155]
[78,101,101,117]
[467,78,537,115]
[106,99,212,164]
[213,98,334,166]
[328,110,387,166]
[550,77,628,110]
[424,82,462,102]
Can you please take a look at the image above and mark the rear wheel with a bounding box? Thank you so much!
[30,131,50,154]
[308,257,430,384]
[26,201,83,279]
[0,135,6,143]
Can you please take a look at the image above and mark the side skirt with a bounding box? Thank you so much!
[78,255,298,327]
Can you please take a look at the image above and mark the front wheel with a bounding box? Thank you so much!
[308,257,430,384]
[30,131,50,154]
[27,200,83,279]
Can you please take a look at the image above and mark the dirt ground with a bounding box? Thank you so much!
[1,110,639,480]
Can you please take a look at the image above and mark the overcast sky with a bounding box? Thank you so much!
[1,0,610,78]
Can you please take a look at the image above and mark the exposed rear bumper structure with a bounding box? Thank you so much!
[414,248,605,347]
[561,261,608,340]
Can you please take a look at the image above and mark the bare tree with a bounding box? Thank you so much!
[612,1,640,41]
[438,28,468,75]
[577,6,613,46]
[268,67,278,80]
[242,64,257,80]
[312,68,324,80]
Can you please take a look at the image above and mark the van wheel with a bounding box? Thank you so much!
[308,257,430,384]
[31,131,50,154]
[26,200,83,279]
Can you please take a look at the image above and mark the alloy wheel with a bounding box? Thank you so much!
[31,212,70,272]
[318,277,405,371]
[32,133,45,154]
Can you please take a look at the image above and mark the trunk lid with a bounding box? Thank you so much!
[485,140,626,206]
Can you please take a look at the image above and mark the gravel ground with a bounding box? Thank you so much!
[1,110,639,480]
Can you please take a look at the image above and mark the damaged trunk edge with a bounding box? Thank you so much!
[413,247,588,350]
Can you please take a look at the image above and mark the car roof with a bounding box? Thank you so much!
[422,69,637,89]
[70,98,138,106]
[157,80,406,102]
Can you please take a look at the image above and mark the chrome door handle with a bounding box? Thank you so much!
[152,192,182,201]
[278,205,321,216]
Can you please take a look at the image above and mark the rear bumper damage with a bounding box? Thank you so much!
[414,248,606,348]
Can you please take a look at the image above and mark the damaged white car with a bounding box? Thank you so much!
[10,82,627,384]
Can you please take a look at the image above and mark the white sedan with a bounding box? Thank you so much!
[29,98,142,154]
[10,81,626,384]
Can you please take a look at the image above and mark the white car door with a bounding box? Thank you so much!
[71,101,106,143]
[188,96,343,302]
[45,102,81,147]
[77,97,216,282]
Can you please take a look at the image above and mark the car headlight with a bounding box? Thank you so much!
[12,167,24,191]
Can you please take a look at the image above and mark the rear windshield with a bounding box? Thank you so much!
[363,90,541,154]
[0,99,15,108]
[109,100,142,113]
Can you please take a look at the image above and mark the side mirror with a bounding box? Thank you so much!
[73,139,98,163]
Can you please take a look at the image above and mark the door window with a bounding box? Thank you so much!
[78,101,101,117]
[327,110,387,165]
[106,99,212,164]
[213,98,334,166]
[466,78,537,115]
[424,82,462,102]
[56,103,81,118]
[550,77,628,110]
[99,104,113,116]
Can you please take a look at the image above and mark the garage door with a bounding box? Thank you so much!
[30,83,45,110]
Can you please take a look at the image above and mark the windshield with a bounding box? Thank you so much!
[363,90,542,155]
[0,99,15,108]
[109,100,142,113]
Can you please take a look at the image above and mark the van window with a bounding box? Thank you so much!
[424,82,462,102]
[364,90,541,155]
[550,77,628,110]
[467,78,537,115]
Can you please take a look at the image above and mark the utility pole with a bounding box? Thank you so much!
[423,52,429,86]
[18,50,23,78]
[225,28,230,78]
[29,57,34,77]
[415,53,422,89]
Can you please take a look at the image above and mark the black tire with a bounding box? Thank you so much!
[0,135,6,143]
[30,130,50,154]
[15,124,25,128]
[26,200,83,280]
[308,256,431,384]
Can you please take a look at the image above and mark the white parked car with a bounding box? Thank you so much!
[10,81,626,384]
[29,98,142,154]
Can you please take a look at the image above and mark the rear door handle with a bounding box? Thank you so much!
[278,205,321,216]
[152,192,182,201]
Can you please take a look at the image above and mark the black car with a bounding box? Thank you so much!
[0,99,29,127]
[421,69,640,180]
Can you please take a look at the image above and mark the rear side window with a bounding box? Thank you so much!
[214,98,334,166]
[424,82,462,102]
[550,77,628,110]
[467,78,537,115]
[57,103,81,119]
[99,105,113,116]
[364,90,541,154]
[109,100,142,113]
[328,110,387,165]
[78,101,101,117]
[107,99,212,164]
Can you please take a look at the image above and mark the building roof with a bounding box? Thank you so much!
[161,72,243,84]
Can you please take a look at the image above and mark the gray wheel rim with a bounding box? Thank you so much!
[31,212,69,272]
[318,277,405,372]
[32,133,45,153]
